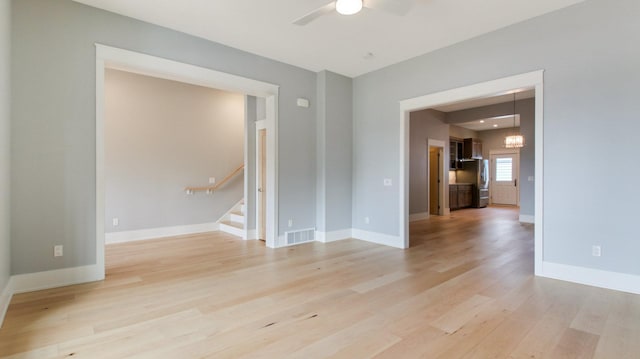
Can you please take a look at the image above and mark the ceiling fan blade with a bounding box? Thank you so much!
[293,2,336,26]
[364,0,413,16]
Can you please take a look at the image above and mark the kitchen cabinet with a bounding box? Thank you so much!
[449,137,464,170]
[463,138,483,159]
[450,184,473,210]
[449,185,459,210]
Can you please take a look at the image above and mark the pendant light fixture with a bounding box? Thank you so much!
[504,92,525,148]
[336,0,363,15]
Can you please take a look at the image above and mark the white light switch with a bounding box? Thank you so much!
[296,98,310,108]
[112,218,119,226]
[209,177,216,184]
[54,245,63,257]
[383,178,392,186]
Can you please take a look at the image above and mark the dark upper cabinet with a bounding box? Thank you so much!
[449,137,464,170]
[463,138,483,159]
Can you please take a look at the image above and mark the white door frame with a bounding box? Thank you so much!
[255,120,266,241]
[427,139,446,216]
[95,44,280,279]
[489,149,520,206]
[399,70,544,275]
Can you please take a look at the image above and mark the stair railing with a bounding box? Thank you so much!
[185,164,244,195]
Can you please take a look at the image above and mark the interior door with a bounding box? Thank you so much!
[491,153,518,205]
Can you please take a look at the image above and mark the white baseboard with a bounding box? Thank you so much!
[12,264,104,294]
[540,261,640,295]
[519,214,535,224]
[105,222,219,244]
[352,229,404,249]
[246,229,258,240]
[409,212,429,222]
[0,277,14,328]
[316,229,352,243]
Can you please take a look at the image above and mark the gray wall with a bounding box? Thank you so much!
[446,98,535,216]
[353,0,640,275]
[104,69,244,232]
[11,0,316,275]
[0,0,10,294]
[449,125,477,140]
[316,71,352,233]
[409,109,449,214]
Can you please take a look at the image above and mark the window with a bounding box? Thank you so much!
[495,158,513,182]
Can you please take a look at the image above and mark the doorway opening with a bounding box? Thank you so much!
[399,70,544,275]
[428,146,444,216]
[95,44,280,280]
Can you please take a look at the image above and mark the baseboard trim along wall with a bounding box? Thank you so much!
[11,264,104,294]
[246,229,258,240]
[541,261,640,295]
[105,222,219,244]
[519,214,535,224]
[315,229,352,243]
[409,212,429,222]
[0,278,14,328]
[352,229,404,249]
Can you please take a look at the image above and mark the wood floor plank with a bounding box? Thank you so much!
[1,206,639,358]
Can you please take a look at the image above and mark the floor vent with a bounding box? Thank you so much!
[285,228,315,245]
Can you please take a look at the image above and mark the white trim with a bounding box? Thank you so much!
[12,265,103,294]
[399,70,544,273]
[427,138,446,216]
[489,148,521,155]
[0,278,14,328]
[255,119,266,130]
[519,215,535,224]
[409,212,429,222]
[352,229,403,249]
[96,44,281,280]
[541,261,640,295]
[105,222,219,244]
[246,229,258,240]
[316,229,352,243]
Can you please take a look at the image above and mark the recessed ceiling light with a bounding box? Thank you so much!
[479,120,485,123]
[363,52,374,60]
[493,124,498,128]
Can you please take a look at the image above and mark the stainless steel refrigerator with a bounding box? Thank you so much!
[457,159,489,208]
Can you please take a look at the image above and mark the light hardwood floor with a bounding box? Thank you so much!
[1,207,639,358]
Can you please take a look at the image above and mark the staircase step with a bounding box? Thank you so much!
[220,221,244,237]
[230,212,244,224]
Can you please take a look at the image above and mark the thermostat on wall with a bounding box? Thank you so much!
[296,98,310,108]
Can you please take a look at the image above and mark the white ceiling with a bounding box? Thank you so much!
[442,89,534,131]
[454,115,520,132]
[433,89,535,113]
[73,0,584,77]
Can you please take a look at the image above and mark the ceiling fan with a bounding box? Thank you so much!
[293,0,414,26]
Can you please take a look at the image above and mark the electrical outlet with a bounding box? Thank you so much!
[383,178,392,186]
[54,245,63,257]
[528,176,534,182]
[288,219,293,227]
[364,217,370,224]
[209,177,216,184]
[592,245,601,257]
[112,218,119,226]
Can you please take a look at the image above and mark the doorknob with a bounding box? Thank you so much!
[258,188,263,193]
[514,179,517,187]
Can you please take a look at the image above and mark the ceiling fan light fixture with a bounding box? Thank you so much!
[336,0,363,15]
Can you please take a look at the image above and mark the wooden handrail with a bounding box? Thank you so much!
[185,164,244,194]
